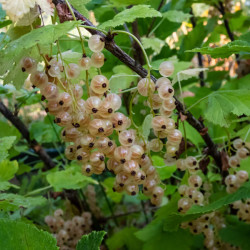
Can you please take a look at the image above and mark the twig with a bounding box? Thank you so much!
[0,100,56,170]
[190,9,205,87]
[131,20,145,65]
[52,0,222,169]
[217,1,240,63]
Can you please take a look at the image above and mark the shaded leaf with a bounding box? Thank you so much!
[0,193,46,212]
[0,136,16,162]
[103,177,123,203]
[76,231,106,250]
[47,165,97,191]
[0,219,58,250]
[187,40,250,58]
[0,160,18,181]
[142,114,153,139]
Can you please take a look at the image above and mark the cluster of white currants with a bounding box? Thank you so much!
[232,199,250,223]
[181,212,238,250]
[228,138,249,168]
[21,34,163,205]
[137,61,183,161]
[85,185,102,218]
[178,174,204,213]
[45,209,93,250]
[175,156,204,213]
[225,170,249,193]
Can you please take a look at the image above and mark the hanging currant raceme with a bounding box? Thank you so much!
[20,33,167,206]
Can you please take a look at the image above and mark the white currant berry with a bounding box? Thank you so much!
[66,63,81,79]
[155,77,171,89]
[79,56,91,70]
[162,97,176,111]
[90,75,109,94]
[137,78,155,97]
[158,84,174,100]
[149,138,163,152]
[88,35,105,53]
[30,71,48,87]
[236,147,249,159]
[188,175,203,188]
[233,138,245,149]
[236,170,249,183]
[91,52,105,68]
[176,159,186,171]
[159,61,174,77]
[20,57,37,73]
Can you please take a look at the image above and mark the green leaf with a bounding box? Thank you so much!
[141,114,153,139]
[163,10,192,23]
[99,5,161,29]
[141,37,164,54]
[109,65,138,92]
[76,231,106,250]
[204,90,250,127]
[47,165,97,191]
[152,155,176,180]
[106,227,143,250]
[0,121,21,139]
[103,177,123,203]
[219,216,250,250]
[0,160,18,181]
[187,40,250,58]
[0,21,80,88]
[0,193,46,211]
[0,136,16,162]
[0,181,19,191]
[163,181,250,231]
[0,219,58,250]
[68,0,90,18]
[110,0,149,6]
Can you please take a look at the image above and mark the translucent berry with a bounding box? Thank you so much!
[30,71,48,87]
[72,84,83,100]
[90,75,109,94]
[88,119,106,136]
[20,57,37,73]
[137,78,155,96]
[188,175,203,188]
[119,129,136,146]
[66,63,81,79]
[91,52,105,68]
[159,61,174,77]
[155,77,171,89]
[236,170,249,183]
[236,147,249,159]
[162,97,176,111]
[158,84,174,100]
[85,96,102,115]
[149,139,163,152]
[79,56,91,70]
[176,159,186,171]
[233,138,245,149]
[54,111,72,127]
[123,160,139,176]
[178,198,192,213]
[168,129,182,144]
[114,146,131,164]
[228,155,240,168]
[88,35,105,53]
[105,93,122,111]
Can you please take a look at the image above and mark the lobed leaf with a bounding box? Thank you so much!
[46,165,97,191]
[187,40,250,58]
[99,5,161,29]
[0,136,16,162]
[76,231,106,250]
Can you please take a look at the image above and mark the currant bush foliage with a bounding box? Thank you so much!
[0,0,250,249]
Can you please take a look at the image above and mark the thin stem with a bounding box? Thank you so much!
[116,86,138,94]
[177,73,185,112]
[65,0,86,54]
[85,70,90,96]
[185,95,210,112]
[80,25,108,35]
[140,201,149,223]
[98,179,119,226]
[25,185,52,196]
[129,90,139,129]
[182,121,187,158]
[112,30,152,72]
[244,127,250,142]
